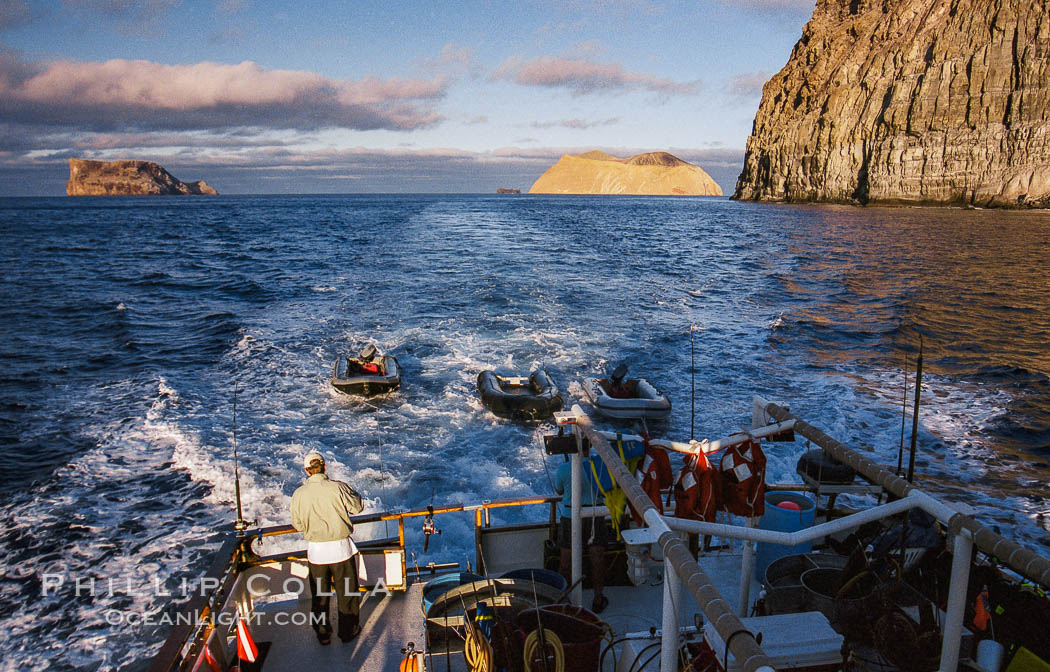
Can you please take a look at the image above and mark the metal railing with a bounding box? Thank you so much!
[564,396,1050,672]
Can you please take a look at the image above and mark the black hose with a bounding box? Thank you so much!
[635,649,662,672]
[627,641,661,672]
[599,636,633,671]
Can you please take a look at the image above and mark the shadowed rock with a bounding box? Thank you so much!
[734,0,1050,208]
[67,158,218,196]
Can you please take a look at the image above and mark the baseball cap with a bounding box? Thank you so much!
[303,451,325,469]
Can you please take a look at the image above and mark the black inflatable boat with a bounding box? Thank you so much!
[331,344,401,396]
[476,368,562,421]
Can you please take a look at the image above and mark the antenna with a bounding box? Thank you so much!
[233,383,248,535]
[690,324,696,441]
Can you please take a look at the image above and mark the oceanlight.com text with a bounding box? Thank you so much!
[103,609,327,628]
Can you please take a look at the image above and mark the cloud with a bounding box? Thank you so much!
[493,56,700,97]
[531,117,620,130]
[437,43,475,70]
[0,51,449,133]
[717,0,814,10]
[725,71,771,101]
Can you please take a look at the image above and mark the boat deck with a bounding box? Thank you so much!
[238,551,758,672]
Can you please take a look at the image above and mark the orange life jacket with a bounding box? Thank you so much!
[720,439,766,518]
[673,452,721,523]
[629,437,673,525]
[360,361,380,374]
[973,587,991,631]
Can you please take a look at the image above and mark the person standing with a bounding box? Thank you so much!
[291,451,364,644]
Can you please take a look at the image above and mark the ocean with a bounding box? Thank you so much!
[1,194,1048,670]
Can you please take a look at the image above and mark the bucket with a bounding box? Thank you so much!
[976,640,1005,672]
[499,568,568,595]
[800,567,878,641]
[754,492,815,581]
[517,606,603,671]
[421,572,484,615]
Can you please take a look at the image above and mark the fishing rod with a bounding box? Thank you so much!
[896,353,908,475]
[233,383,248,535]
[906,335,924,483]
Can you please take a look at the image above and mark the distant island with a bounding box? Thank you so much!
[496,188,521,194]
[529,151,722,196]
[67,158,218,196]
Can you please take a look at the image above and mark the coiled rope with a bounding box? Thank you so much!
[464,623,493,672]
[522,628,564,672]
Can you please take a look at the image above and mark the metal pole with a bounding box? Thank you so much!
[737,517,756,617]
[661,553,682,672]
[571,447,583,607]
[939,530,973,672]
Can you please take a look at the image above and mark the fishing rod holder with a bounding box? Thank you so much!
[422,505,440,552]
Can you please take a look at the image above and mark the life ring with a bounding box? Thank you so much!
[795,449,855,485]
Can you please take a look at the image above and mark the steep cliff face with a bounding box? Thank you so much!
[530,151,723,196]
[67,159,218,196]
[734,0,1050,207]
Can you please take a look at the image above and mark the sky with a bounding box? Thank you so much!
[0,0,815,195]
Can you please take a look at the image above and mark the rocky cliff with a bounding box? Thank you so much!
[530,151,723,196]
[734,0,1050,208]
[67,159,218,196]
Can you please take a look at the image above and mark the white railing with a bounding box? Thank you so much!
[561,396,1044,672]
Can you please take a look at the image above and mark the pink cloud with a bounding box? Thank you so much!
[717,0,814,10]
[0,53,448,132]
[725,71,772,99]
[494,56,700,97]
[531,117,620,130]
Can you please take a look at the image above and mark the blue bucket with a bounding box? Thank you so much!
[499,568,568,594]
[754,492,815,582]
[420,572,484,616]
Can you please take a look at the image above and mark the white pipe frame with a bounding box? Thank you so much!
[569,395,988,672]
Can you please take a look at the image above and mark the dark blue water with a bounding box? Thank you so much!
[1,195,1049,670]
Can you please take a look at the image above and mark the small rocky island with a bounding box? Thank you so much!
[67,158,218,196]
[529,151,722,196]
[734,0,1050,208]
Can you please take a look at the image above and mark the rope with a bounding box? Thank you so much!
[522,628,564,672]
[464,622,493,672]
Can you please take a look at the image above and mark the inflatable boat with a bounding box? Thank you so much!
[477,368,563,421]
[331,344,401,396]
[583,365,671,420]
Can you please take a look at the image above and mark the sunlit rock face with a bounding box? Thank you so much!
[529,151,723,196]
[734,0,1050,208]
[67,159,218,196]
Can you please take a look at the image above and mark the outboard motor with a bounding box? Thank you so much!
[359,344,378,361]
[610,362,628,385]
